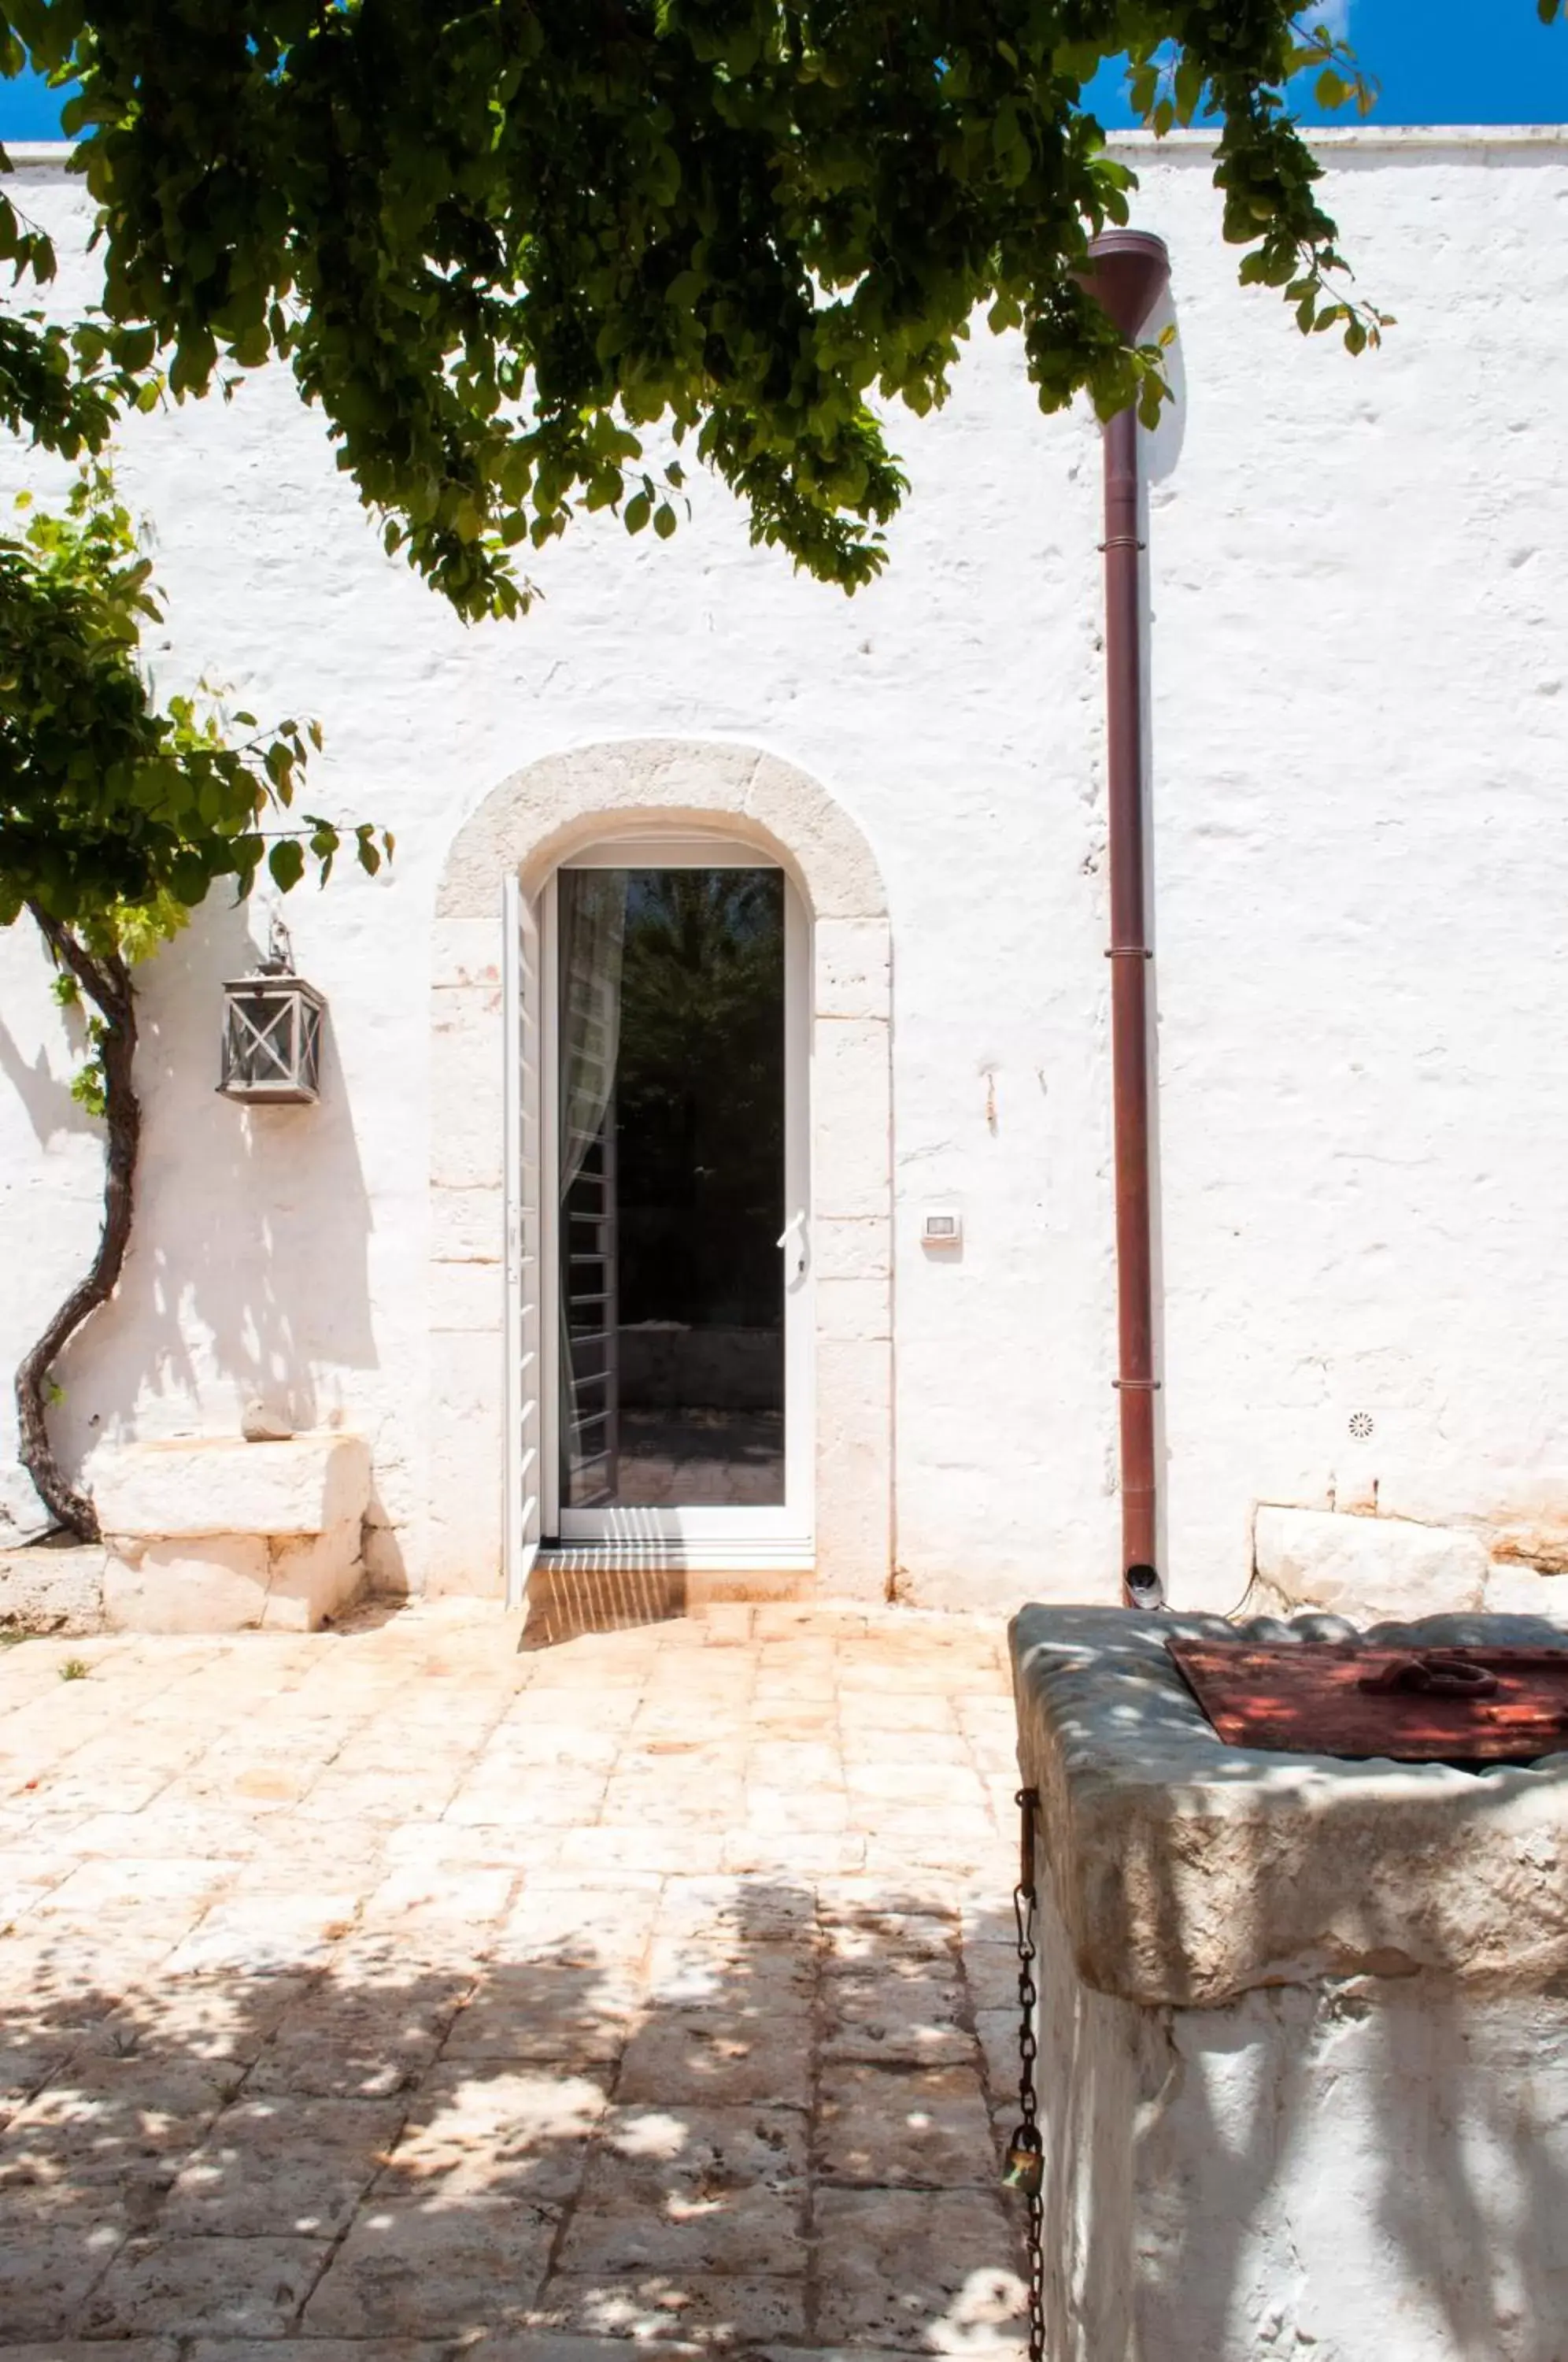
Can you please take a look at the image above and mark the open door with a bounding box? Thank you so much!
[501,871,542,1605]
[541,845,812,1560]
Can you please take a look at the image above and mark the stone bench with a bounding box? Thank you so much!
[89,1431,371,1633]
[1010,1604,1568,2362]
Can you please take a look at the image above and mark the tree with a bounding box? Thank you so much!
[0,2,1558,1527]
[2,464,390,1538]
[0,0,1433,628]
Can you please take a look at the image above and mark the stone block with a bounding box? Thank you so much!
[430,1256,505,1334]
[815,1335,893,1597]
[426,1328,506,1593]
[0,1542,105,1633]
[92,1432,370,1542]
[105,1537,271,1633]
[264,1520,364,1631]
[812,1215,890,1283]
[813,1018,891,1222]
[430,986,505,1190]
[430,1183,504,1263]
[817,1274,891,1342]
[1254,1504,1488,1621]
[742,755,887,920]
[815,916,892,1018]
[1485,1562,1568,1621]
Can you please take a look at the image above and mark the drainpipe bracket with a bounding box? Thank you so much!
[1112,1379,1162,1391]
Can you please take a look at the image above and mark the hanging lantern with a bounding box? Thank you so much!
[218,920,326,1105]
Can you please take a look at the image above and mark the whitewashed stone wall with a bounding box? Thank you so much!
[2,131,1566,1613]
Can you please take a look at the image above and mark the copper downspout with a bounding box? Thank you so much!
[1081,231,1170,1610]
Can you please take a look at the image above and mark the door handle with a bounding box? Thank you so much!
[777,1208,808,1279]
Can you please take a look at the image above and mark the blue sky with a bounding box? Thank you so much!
[0,1,1564,140]
[1089,0,1568,127]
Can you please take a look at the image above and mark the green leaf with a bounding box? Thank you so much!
[268,839,306,893]
[0,0,1386,790]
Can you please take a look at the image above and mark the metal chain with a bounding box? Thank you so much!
[1001,1786,1045,2362]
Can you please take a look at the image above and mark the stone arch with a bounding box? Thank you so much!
[426,739,893,1600]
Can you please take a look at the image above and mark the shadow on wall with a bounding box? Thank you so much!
[1142,278,1186,491]
[0,1001,102,1150]
[0,1871,1030,2346]
[39,894,378,1479]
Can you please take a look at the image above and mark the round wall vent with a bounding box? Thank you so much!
[1348,1411,1374,1440]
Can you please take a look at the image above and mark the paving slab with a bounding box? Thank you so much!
[81,2232,331,2339]
[821,1969,973,2066]
[0,1600,1021,2348]
[162,2093,404,2236]
[0,2211,130,2339]
[0,2345,176,2362]
[819,2060,997,2188]
[616,1998,815,2105]
[560,2102,808,2276]
[812,2186,1026,2350]
[383,2061,607,2203]
[187,2345,445,2362]
[530,2271,810,2344]
[302,2195,560,2338]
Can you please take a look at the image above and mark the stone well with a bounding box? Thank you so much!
[1010,1605,1568,2362]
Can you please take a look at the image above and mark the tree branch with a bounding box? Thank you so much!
[14,906,142,1542]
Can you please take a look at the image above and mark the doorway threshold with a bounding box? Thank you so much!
[538,1538,813,1576]
[523,1548,815,1647]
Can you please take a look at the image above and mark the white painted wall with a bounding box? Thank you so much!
[3,132,1566,1612]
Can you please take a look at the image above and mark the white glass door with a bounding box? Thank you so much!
[541,839,812,1553]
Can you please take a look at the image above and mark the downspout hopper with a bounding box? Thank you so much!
[1081,230,1170,1611]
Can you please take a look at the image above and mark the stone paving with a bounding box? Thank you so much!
[0,1600,1030,2360]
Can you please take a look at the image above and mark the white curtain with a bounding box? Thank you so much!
[558,869,627,1200]
[557,870,627,1504]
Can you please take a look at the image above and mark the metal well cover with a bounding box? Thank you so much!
[1168,1639,1568,1764]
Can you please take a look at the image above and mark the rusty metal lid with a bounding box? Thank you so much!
[1168,1640,1568,1764]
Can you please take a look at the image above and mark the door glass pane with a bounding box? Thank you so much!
[558,866,786,1509]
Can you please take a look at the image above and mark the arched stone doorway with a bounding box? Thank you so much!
[427,740,893,1601]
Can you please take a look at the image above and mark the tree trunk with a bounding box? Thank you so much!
[15,910,141,1542]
